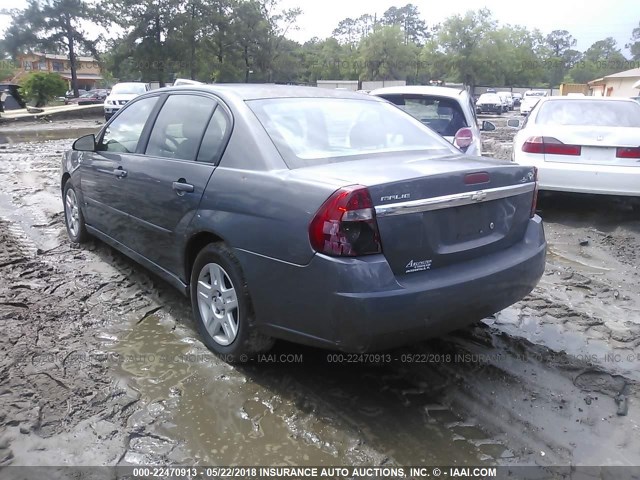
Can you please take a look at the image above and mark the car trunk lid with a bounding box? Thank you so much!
[292,153,537,276]
[540,126,640,167]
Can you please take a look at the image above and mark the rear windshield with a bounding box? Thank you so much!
[375,94,468,136]
[536,100,640,127]
[247,98,456,168]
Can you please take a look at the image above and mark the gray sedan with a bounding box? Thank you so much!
[61,85,546,361]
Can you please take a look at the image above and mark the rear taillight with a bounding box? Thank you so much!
[309,186,382,257]
[616,146,640,159]
[531,167,538,218]
[522,136,581,156]
[454,127,474,151]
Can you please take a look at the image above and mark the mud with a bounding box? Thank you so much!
[1,116,639,470]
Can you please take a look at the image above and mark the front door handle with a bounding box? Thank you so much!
[113,167,127,178]
[172,180,194,194]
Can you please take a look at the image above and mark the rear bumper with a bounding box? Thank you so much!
[518,157,640,196]
[237,216,546,352]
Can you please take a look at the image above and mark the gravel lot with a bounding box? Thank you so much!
[0,114,639,469]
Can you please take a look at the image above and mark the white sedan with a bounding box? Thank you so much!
[509,96,640,199]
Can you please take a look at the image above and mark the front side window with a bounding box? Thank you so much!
[248,98,456,169]
[98,96,158,153]
[145,95,217,161]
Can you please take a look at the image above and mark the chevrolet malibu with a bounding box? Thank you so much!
[61,85,546,361]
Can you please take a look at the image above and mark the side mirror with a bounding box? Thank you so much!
[507,119,521,129]
[72,134,96,152]
[481,121,496,132]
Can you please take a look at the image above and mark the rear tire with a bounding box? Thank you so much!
[190,243,274,362]
[63,182,89,244]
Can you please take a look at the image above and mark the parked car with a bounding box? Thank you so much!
[64,90,108,105]
[475,93,503,115]
[512,93,522,107]
[65,89,87,99]
[62,85,546,361]
[370,85,496,156]
[103,82,150,120]
[172,78,204,86]
[497,92,514,111]
[519,90,548,116]
[509,96,640,202]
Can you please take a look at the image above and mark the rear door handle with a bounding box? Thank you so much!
[113,167,127,178]
[172,180,194,194]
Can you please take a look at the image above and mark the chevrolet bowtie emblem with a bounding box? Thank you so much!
[471,191,487,202]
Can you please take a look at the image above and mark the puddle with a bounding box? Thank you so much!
[0,127,99,144]
[547,247,611,273]
[108,314,505,465]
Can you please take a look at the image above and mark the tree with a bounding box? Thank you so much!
[333,18,358,46]
[19,71,66,106]
[358,26,413,81]
[625,21,640,61]
[568,37,628,83]
[104,0,181,86]
[252,0,301,83]
[381,4,428,45]
[437,8,498,89]
[543,30,578,86]
[1,0,101,97]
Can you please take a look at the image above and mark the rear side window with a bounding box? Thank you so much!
[197,108,230,164]
[98,96,158,153]
[146,94,216,161]
[536,100,640,127]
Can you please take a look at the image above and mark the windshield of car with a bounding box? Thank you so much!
[110,83,147,95]
[375,94,469,136]
[248,98,457,168]
[536,100,640,127]
[478,93,500,103]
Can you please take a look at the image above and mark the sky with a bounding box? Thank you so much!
[0,0,638,55]
[280,0,639,55]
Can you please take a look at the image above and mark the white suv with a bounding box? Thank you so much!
[104,82,150,120]
[371,85,496,156]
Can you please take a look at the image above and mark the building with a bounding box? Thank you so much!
[316,80,359,91]
[588,68,640,97]
[15,52,103,90]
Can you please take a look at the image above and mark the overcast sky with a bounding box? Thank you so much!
[0,0,638,55]
[279,0,638,54]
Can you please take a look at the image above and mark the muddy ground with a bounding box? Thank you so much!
[0,114,639,473]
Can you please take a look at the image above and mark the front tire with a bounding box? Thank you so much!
[63,182,89,243]
[190,243,273,362]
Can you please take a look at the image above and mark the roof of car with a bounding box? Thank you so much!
[369,85,466,98]
[159,84,382,101]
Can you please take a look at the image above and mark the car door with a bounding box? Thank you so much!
[116,92,231,275]
[79,96,160,241]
